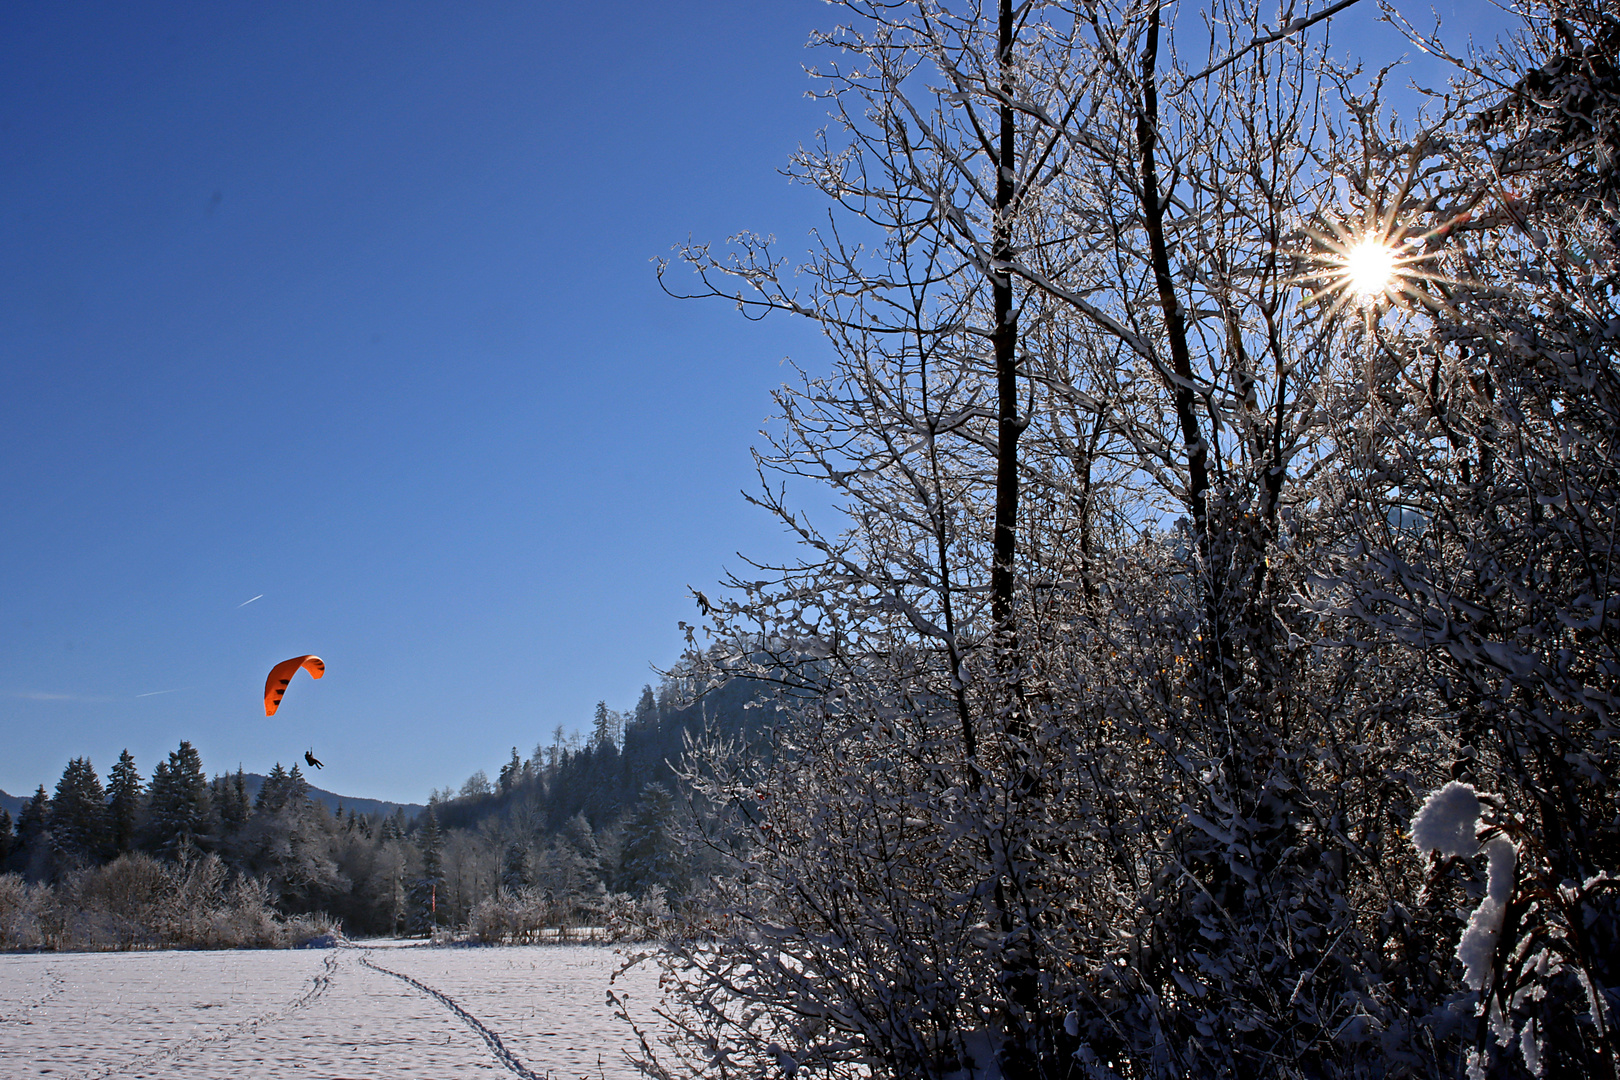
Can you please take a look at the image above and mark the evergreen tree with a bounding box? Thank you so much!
[17,786,48,849]
[15,786,51,878]
[497,747,521,794]
[590,701,621,751]
[499,839,531,895]
[538,811,605,924]
[144,740,211,854]
[214,768,250,834]
[107,749,142,853]
[285,762,309,806]
[254,761,311,818]
[0,808,13,862]
[256,762,291,814]
[617,781,687,898]
[239,758,341,910]
[48,757,109,863]
[409,809,445,935]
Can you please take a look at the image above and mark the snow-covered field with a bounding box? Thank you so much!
[0,940,664,1079]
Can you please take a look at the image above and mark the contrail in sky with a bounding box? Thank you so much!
[136,688,187,698]
[237,594,264,608]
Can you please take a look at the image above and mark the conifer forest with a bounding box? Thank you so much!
[9,1,1620,1077]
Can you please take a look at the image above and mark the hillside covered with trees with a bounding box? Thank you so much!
[0,670,768,947]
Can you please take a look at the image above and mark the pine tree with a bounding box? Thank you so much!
[285,763,309,807]
[48,757,109,863]
[0,808,13,862]
[617,782,686,898]
[497,747,521,794]
[409,809,445,935]
[214,768,250,834]
[17,786,48,849]
[591,701,621,751]
[14,785,51,878]
[500,839,531,895]
[144,740,211,854]
[107,749,142,854]
[634,684,656,727]
[256,762,291,814]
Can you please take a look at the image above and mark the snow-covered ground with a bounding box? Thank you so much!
[0,940,664,1079]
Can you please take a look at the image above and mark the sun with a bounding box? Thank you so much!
[1295,208,1470,320]
[1342,239,1398,298]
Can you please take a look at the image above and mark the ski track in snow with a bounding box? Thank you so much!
[0,941,663,1079]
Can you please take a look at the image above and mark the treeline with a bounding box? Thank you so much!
[417,674,769,941]
[0,673,765,947]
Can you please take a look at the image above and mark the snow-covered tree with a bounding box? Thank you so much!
[144,741,211,855]
[499,838,531,895]
[641,1,1618,1078]
[534,812,605,928]
[1316,5,1620,1071]
[48,757,108,864]
[616,781,686,900]
[237,760,343,911]
[458,770,492,799]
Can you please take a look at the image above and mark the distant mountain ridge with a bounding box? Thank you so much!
[0,781,422,824]
[238,773,424,823]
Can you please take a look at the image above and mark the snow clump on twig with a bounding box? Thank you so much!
[1411,781,1519,992]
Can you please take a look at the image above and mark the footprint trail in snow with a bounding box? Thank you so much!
[0,941,662,1079]
[359,949,545,1078]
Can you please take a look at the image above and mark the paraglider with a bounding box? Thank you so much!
[264,655,324,717]
[304,748,324,770]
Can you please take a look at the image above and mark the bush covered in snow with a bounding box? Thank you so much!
[0,852,336,952]
[633,1,1620,1077]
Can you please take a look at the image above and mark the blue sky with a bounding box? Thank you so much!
[0,0,833,803]
[0,1,1515,805]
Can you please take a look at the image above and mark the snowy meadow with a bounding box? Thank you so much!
[0,941,660,1079]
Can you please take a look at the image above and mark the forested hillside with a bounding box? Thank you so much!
[0,669,768,945]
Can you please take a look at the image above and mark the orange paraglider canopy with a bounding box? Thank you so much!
[264,655,325,716]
